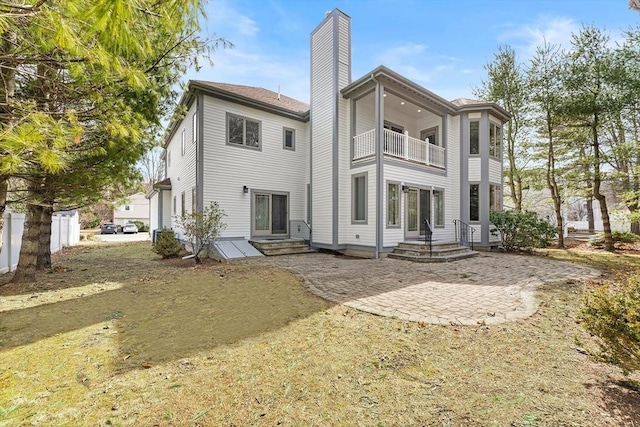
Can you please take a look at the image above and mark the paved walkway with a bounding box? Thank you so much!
[253,252,601,326]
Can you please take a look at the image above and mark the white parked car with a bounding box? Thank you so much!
[122,222,139,234]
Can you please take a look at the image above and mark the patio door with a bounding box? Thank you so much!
[406,188,430,239]
[254,192,288,237]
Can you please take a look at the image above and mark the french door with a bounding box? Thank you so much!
[406,188,431,239]
[254,193,288,237]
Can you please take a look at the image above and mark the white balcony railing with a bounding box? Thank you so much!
[353,129,445,168]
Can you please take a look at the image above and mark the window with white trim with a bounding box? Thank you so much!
[191,187,197,213]
[352,174,367,223]
[173,196,176,215]
[387,182,400,226]
[181,129,185,156]
[181,192,185,217]
[227,113,260,148]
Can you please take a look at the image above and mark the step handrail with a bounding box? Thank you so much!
[453,219,475,250]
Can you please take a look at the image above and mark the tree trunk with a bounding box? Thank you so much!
[592,116,614,251]
[10,203,43,283]
[631,219,640,235]
[36,205,53,270]
[586,196,595,233]
[0,177,7,253]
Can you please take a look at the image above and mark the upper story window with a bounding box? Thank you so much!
[283,127,295,150]
[470,121,479,155]
[227,113,261,149]
[420,127,440,147]
[192,112,198,144]
[489,123,502,159]
[124,205,131,211]
[384,121,403,134]
[167,150,171,167]
[181,129,186,156]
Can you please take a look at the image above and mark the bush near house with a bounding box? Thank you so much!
[130,220,149,232]
[580,273,640,377]
[490,210,557,251]
[589,230,640,246]
[152,229,182,258]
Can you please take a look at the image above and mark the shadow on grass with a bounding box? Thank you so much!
[0,247,332,372]
[596,377,640,424]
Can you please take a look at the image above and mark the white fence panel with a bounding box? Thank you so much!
[0,210,80,274]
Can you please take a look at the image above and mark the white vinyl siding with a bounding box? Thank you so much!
[468,158,482,182]
[164,99,198,237]
[489,158,502,183]
[310,15,336,245]
[201,96,308,239]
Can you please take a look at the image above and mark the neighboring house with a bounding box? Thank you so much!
[148,9,510,258]
[113,192,150,226]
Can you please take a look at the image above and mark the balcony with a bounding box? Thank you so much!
[353,128,445,168]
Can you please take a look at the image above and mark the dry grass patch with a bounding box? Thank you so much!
[0,242,638,426]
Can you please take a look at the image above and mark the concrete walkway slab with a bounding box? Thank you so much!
[252,252,601,326]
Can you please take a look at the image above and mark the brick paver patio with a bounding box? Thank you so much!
[254,252,601,325]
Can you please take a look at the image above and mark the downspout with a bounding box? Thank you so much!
[372,73,384,260]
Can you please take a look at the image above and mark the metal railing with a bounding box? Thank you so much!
[453,219,475,250]
[352,129,446,168]
[290,219,312,250]
[424,219,433,257]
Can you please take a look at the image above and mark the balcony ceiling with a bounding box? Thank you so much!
[358,91,431,119]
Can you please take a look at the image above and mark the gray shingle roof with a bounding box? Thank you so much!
[192,81,309,115]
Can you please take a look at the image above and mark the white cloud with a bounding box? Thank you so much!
[499,16,579,57]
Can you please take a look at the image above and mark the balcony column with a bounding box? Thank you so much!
[403,131,409,160]
[374,80,385,259]
[426,138,430,165]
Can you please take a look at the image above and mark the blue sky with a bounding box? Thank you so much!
[186,0,640,103]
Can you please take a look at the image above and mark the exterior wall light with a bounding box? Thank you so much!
[243,185,249,194]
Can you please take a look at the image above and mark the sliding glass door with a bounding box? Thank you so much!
[253,192,288,237]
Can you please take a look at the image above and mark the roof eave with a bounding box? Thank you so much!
[190,81,310,122]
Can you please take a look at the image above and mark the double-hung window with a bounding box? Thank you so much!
[227,113,261,149]
[181,129,186,156]
[283,128,295,150]
[192,112,198,144]
[470,121,480,155]
[433,189,444,227]
[490,184,502,212]
[489,123,502,159]
[181,192,185,217]
[387,183,400,226]
[352,174,367,223]
[469,184,480,222]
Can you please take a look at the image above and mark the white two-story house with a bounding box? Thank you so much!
[148,9,510,259]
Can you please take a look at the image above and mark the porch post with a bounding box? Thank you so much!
[403,130,409,160]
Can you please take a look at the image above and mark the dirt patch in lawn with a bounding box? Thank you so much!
[0,242,639,426]
[0,243,331,373]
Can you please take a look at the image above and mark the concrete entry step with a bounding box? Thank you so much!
[250,238,316,256]
[389,241,478,262]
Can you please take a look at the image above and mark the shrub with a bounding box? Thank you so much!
[489,210,557,251]
[174,201,226,263]
[152,229,182,258]
[589,230,640,246]
[580,273,640,376]
[130,220,149,232]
